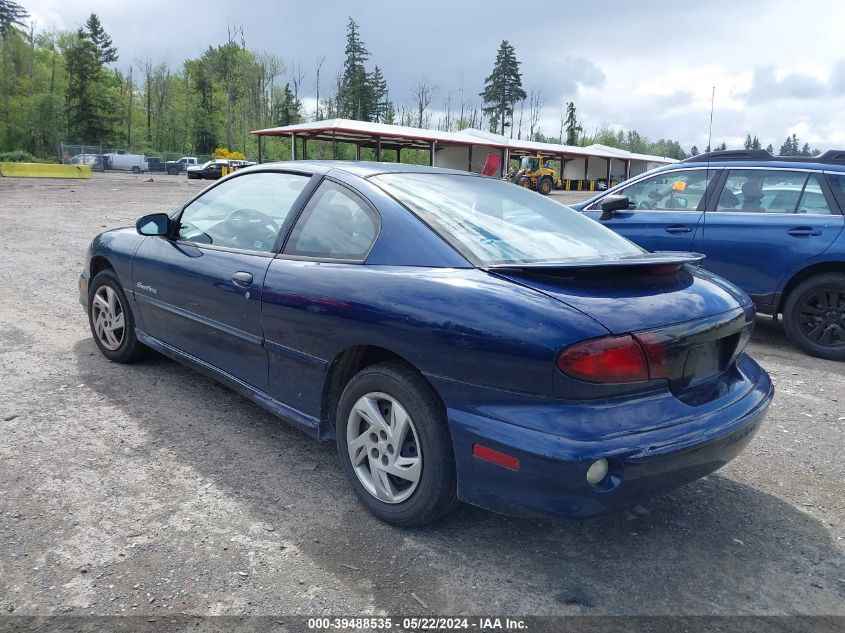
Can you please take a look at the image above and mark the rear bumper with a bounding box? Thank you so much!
[441,355,773,518]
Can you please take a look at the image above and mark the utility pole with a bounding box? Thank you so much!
[127,66,133,147]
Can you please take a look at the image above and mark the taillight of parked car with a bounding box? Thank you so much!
[557,334,669,384]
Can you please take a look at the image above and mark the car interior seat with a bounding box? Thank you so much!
[664,195,681,209]
[741,180,765,212]
[297,204,373,256]
[718,188,740,210]
[769,190,801,212]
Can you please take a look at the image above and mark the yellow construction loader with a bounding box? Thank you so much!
[508,155,561,195]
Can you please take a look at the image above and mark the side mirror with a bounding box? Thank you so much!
[599,195,630,221]
[136,213,170,236]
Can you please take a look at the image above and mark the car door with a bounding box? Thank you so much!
[132,170,314,389]
[261,178,380,417]
[693,168,845,303]
[583,168,719,251]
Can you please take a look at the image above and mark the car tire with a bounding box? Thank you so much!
[335,362,457,527]
[782,273,845,360]
[131,166,140,174]
[88,269,147,363]
[168,167,177,175]
[537,177,553,195]
[517,176,531,189]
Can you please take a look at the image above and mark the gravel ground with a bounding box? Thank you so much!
[0,172,843,617]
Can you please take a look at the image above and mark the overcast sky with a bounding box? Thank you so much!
[22,0,845,151]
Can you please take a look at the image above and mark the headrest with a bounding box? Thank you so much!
[742,180,763,199]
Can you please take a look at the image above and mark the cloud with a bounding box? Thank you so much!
[522,55,605,103]
[831,60,845,95]
[19,0,845,152]
[744,66,829,103]
[566,56,606,90]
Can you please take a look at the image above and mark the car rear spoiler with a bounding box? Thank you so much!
[484,251,705,272]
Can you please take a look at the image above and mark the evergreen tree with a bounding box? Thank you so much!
[564,101,581,145]
[338,17,376,121]
[801,142,811,157]
[744,134,752,150]
[751,136,761,150]
[369,66,388,122]
[64,29,113,143]
[0,0,27,35]
[766,143,774,154]
[718,142,727,151]
[272,83,300,126]
[480,40,526,135]
[383,100,396,125]
[689,145,699,156]
[779,134,800,156]
[83,13,117,65]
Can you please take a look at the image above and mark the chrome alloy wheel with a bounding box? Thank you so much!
[346,392,423,504]
[91,285,125,351]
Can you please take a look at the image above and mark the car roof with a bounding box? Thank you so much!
[240,160,487,179]
[675,160,845,172]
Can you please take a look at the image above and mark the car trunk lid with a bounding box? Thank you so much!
[488,253,754,395]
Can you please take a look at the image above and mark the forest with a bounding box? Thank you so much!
[0,1,820,163]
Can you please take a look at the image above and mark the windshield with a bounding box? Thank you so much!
[372,173,643,265]
[520,157,539,171]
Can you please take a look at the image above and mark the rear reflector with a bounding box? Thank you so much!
[557,334,650,383]
[472,443,520,471]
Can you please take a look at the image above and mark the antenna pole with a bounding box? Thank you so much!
[707,86,715,152]
[704,86,716,217]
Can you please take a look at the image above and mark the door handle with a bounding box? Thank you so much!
[231,271,253,286]
[787,227,822,237]
[665,225,692,234]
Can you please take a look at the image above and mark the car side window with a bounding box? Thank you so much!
[177,172,309,252]
[826,174,845,212]
[285,181,378,260]
[614,169,715,211]
[715,170,808,213]
[797,175,834,215]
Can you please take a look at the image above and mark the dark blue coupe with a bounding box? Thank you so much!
[80,162,773,526]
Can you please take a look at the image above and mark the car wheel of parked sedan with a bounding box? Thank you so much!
[783,273,845,360]
[88,270,146,363]
[336,362,457,527]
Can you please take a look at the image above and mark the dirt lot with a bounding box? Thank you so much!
[0,172,843,618]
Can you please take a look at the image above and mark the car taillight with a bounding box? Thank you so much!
[557,334,650,383]
[633,332,670,380]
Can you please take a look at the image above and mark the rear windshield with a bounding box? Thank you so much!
[372,173,643,265]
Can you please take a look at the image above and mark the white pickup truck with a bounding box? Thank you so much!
[103,151,148,173]
[165,156,199,175]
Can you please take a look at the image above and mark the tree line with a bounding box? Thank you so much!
[0,2,828,161]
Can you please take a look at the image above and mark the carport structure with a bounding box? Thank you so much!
[251,119,503,170]
[251,118,675,184]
